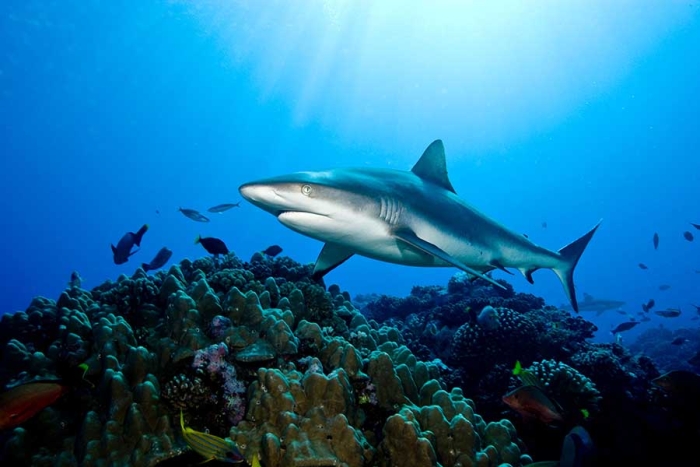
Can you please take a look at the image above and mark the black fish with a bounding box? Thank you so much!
[683,231,694,242]
[638,263,648,270]
[195,235,229,256]
[642,298,655,313]
[659,284,671,291]
[691,222,700,230]
[68,271,82,288]
[207,202,240,213]
[541,221,547,229]
[671,337,687,346]
[653,233,659,250]
[178,207,210,223]
[655,308,681,318]
[111,224,149,265]
[262,245,283,257]
[142,247,173,272]
[611,321,640,333]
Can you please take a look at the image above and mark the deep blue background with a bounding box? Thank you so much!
[1,1,699,344]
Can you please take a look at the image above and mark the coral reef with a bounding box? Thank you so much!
[0,253,531,467]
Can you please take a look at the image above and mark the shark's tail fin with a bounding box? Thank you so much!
[552,220,602,313]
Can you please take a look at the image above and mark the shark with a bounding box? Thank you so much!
[560,293,626,315]
[239,140,601,312]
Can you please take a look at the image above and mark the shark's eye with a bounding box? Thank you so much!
[301,184,313,196]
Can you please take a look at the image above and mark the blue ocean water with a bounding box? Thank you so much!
[1,0,699,348]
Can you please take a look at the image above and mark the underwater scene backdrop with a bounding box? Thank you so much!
[1,1,700,466]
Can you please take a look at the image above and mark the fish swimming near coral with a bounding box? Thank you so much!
[654,308,681,318]
[0,380,71,431]
[180,410,244,463]
[502,384,564,425]
[240,140,600,312]
[207,202,241,213]
[610,321,640,333]
[178,207,210,223]
[195,235,229,256]
[262,244,283,257]
[142,247,173,272]
[68,271,83,288]
[476,305,500,331]
[111,224,149,265]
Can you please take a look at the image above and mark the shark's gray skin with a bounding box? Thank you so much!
[239,140,600,312]
[560,292,625,315]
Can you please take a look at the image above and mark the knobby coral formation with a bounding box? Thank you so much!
[0,253,529,467]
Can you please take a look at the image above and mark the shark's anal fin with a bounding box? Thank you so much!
[393,228,506,290]
[312,243,355,279]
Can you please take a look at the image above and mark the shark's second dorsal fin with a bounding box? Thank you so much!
[411,140,456,193]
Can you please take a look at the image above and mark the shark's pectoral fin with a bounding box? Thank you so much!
[393,228,506,290]
[312,243,355,279]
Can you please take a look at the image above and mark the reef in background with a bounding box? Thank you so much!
[0,253,530,467]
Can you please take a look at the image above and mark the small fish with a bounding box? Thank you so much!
[654,308,681,318]
[262,245,283,257]
[688,351,700,367]
[0,380,71,430]
[180,410,244,463]
[541,221,547,229]
[68,271,82,288]
[642,298,655,313]
[178,207,210,223]
[638,263,648,270]
[670,337,687,346]
[502,385,563,424]
[207,202,241,213]
[142,247,173,272]
[691,222,700,230]
[111,224,149,265]
[195,235,229,256]
[512,361,541,388]
[683,231,694,242]
[658,284,671,291]
[477,305,500,331]
[653,232,659,250]
[611,321,640,333]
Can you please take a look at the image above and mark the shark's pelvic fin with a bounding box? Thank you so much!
[312,243,355,279]
[490,260,514,275]
[552,220,602,313]
[411,140,457,193]
[517,267,538,284]
[393,227,506,290]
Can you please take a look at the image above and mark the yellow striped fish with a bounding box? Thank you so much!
[179,410,244,464]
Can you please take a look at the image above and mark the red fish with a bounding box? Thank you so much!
[502,385,563,424]
[0,380,70,431]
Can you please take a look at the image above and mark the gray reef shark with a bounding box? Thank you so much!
[239,140,601,312]
[560,292,625,315]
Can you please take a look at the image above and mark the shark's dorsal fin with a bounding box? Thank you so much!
[411,140,456,193]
